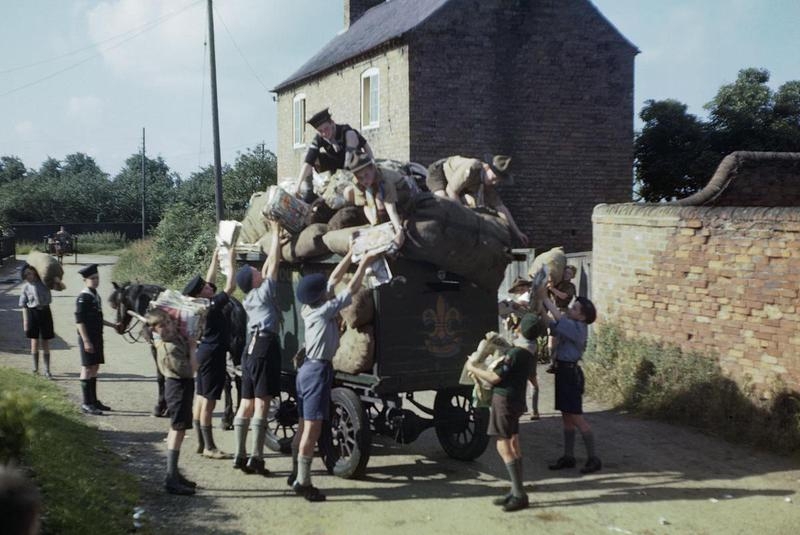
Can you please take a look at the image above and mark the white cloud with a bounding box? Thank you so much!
[15,121,35,137]
[67,95,104,124]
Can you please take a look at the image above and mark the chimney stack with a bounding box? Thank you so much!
[344,0,382,28]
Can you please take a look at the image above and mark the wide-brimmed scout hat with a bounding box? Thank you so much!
[296,273,327,305]
[182,275,205,297]
[347,153,375,175]
[307,108,332,128]
[483,153,513,184]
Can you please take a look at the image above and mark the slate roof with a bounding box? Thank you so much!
[273,0,450,92]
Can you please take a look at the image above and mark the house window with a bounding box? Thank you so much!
[361,68,380,129]
[293,94,306,147]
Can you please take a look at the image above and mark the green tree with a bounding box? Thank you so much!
[111,154,177,223]
[635,68,800,202]
[0,156,28,184]
[38,157,62,180]
[224,144,277,217]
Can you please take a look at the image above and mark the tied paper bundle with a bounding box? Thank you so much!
[263,185,310,234]
[350,222,396,262]
[460,332,513,406]
[150,289,209,340]
[216,220,242,278]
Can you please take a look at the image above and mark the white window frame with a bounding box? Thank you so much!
[293,93,306,148]
[360,67,380,130]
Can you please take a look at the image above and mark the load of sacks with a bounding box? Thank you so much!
[26,251,66,290]
[237,161,514,293]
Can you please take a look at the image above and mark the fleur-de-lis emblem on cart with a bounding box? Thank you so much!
[423,295,464,358]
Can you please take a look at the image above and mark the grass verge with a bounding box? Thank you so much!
[0,368,141,535]
[584,323,800,456]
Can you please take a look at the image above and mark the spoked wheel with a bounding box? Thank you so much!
[433,388,490,461]
[320,387,371,479]
[265,389,298,454]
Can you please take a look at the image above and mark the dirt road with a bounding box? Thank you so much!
[1,255,798,534]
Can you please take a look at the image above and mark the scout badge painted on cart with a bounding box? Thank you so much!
[423,295,464,358]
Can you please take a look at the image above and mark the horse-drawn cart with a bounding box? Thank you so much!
[237,253,495,479]
[44,233,76,264]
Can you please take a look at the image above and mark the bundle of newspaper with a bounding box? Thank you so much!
[149,289,210,339]
[216,220,242,278]
[460,331,513,406]
[262,185,310,234]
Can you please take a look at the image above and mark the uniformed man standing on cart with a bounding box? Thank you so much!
[75,264,118,415]
[295,107,373,202]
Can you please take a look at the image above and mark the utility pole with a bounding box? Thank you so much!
[141,127,146,238]
[207,0,224,223]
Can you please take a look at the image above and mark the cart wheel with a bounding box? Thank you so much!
[433,388,490,461]
[265,389,298,454]
[320,387,371,479]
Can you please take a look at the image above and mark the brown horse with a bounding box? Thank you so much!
[109,282,247,428]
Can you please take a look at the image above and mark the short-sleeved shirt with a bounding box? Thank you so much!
[154,335,194,379]
[19,280,52,308]
[302,284,352,362]
[442,156,500,208]
[304,123,367,172]
[351,167,413,218]
[492,347,533,403]
[550,317,588,363]
[243,278,280,334]
[200,289,229,348]
[551,281,576,310]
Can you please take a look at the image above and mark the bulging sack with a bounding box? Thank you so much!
[403,193,512,291]
[239,191,270,244]
[281,223,330,262]
[332,324,375,374]
[528,246,567,286]
[26,251,65,290]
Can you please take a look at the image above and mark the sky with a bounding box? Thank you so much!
[1,0,798,180]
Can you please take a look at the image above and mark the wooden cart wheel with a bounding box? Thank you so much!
[433,388,490,461]
[265,388,298,454]
[320,387,371,479]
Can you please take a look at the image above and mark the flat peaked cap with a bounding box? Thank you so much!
[484,153,513,184]
[307,108,332,128]
[347,153,375,174]
[182,275,205,297]
[78,264,98,278]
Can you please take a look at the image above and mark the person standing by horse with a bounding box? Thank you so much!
[76,264,119,415]
[183,246,236,460]
[231,218,283,476]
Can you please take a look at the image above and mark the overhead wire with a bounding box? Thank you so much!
[0,0,204,98]
[0,0,205,75]
[212,3,270,93]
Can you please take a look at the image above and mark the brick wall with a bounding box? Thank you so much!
[409,0,636,252]
[276,47,410,179]
[592,203,800,392]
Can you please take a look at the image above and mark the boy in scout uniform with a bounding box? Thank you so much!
[426,154,529,246]
[183,247,236,460]
[295,107,374,202]
[75,264,119,415]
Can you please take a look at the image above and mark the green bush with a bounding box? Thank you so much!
[113,202,216,290]
[0,390,38,464]
[75,231,127,253]
[584,323,800,455]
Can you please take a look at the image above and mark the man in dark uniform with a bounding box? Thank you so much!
[183,247,235,460]
[75,264,118,415]
[295,107,374,202]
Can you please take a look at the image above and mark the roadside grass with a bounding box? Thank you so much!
[0,368,141,535]
[13,232,127,256]
[584,323,800,456]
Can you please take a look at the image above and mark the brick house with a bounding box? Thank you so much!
[273,0,637,252]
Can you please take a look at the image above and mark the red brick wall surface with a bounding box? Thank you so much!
[592,204,800,392]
